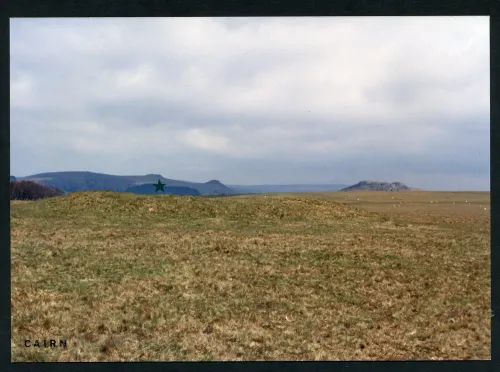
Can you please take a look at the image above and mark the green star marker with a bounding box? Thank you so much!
[153,179,166,192]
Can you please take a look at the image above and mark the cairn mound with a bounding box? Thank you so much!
[37,190,372,221]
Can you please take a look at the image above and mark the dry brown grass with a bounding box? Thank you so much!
[11,190,490,361]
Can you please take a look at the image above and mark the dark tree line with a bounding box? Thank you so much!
[10,180,64,201]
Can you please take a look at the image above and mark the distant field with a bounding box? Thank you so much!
[11,190,490,361]
[235,191,490,232]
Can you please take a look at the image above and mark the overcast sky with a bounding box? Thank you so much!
[10,17,489,190]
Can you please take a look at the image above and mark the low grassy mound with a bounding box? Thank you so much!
[25,190,373,222]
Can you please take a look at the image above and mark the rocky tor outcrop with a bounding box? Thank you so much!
[341,180,411,191]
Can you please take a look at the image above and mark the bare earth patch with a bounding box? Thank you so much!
[11,190,490,361]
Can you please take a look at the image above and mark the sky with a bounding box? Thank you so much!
[10,17,490,190]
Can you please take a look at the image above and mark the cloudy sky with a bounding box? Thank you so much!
[10,17,489,190]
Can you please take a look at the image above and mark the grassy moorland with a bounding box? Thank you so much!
[11,190,490,361]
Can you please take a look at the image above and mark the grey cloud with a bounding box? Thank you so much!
[9,17,489,190]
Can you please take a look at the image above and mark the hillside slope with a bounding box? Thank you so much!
[17,171,236,196]
[125,184,200,196]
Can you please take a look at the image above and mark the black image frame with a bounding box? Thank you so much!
[2,0,498,371]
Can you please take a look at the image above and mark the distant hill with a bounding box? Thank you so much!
[11,180,64,201]
[125,184,200,196]
[341,180,411,191]
[17,172,236,196]
[228,184,348,194]
[10,175,16,182]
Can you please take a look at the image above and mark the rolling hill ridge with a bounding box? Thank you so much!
[15,172,236,196]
